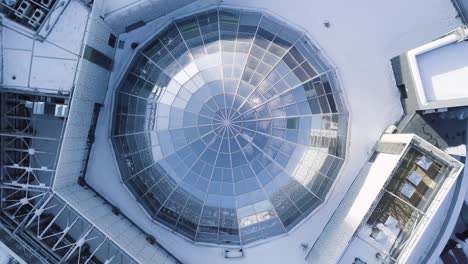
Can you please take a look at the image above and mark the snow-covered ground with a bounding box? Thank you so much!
[1,0,88,94]
[84,0,463,263]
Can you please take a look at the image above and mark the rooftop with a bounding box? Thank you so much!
[1,0,467,263]
[110,7,348,246]
[308,134,463,263]
[395,26,468,112]
[417,35,468,102]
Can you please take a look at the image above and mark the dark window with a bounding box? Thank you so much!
[83,45,113,70]
[126,20,146,32]
[286,117,299,129]
[118,40,125,49]
[108,33,117,48]
[327,94,337,113]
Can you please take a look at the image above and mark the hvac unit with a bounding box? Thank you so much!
[33,102,45,115]
[28,8,45,28]
[14,0,32,19]
[223,249,243,258]
[54,104,68,117]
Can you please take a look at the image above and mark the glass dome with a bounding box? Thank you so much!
[111,7,348,246]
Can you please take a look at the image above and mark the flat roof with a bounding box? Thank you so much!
[85,0,462,262]
[417,39,468,102]
[306,134,413,263]
[0,1,87,95]
[3,0,465,263]
[404,26,468,111]
[307,134,464,264]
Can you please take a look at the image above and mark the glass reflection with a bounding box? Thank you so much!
[111,7,348,245]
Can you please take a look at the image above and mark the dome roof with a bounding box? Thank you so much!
[111,7,348,246]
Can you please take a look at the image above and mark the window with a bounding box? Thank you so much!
[286,117,299,129]
[83,45,113,70]
[108,33,117,48]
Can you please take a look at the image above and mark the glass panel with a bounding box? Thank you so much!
[111,7,348,246]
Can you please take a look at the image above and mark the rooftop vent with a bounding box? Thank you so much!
[224,249,243,259]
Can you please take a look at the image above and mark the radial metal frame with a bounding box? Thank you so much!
[110,6,350,246]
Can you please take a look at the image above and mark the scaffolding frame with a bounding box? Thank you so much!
[0,90,138,264]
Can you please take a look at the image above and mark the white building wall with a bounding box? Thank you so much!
[75,60,110,103]
[54,102,94,188]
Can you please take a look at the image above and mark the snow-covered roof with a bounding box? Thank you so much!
[83,0,464,263]
[308,134,464,264]
[2,0,466,263]
[1,0,88,94]
[418,39,468,102]
[401,26,468,111]
[306,134,413,264]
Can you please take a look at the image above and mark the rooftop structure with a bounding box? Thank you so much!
[0,0,73,39]
[393,26,468,113]
[1,0,467,263]
[111,7,348,246]
[0,1,183,263]
[307,133,463,263]
[1,0,56,31]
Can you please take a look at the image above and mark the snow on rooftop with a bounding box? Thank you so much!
[306,134,413,264]
[84,0,463,263]
[1,0,465,263]
[334,135,464,264]
[403,26,468,111]
[1,0,88,94]
[417,39,468,101]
